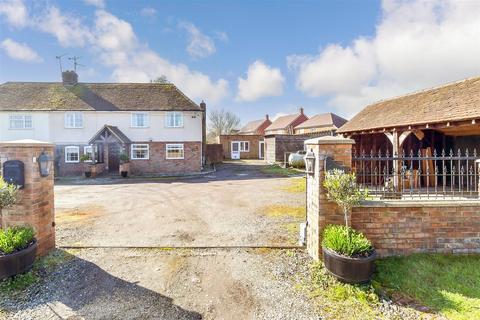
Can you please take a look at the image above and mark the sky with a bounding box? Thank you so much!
[1,0,480,127]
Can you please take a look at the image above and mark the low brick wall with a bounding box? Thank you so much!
[322,201,480,256]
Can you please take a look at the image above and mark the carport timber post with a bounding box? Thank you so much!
[304,136,355,260]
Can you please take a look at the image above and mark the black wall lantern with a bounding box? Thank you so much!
[304,149,316,175]
[38,151,53,177]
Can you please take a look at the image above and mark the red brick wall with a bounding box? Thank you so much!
[129,141,201,175]
[0,142,55,257]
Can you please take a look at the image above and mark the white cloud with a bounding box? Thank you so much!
[288,0,480,117]
[35,6,93,47]
[0,38,42,62]
[0,2,229,103]
[140,7,157,18]
[93,12,228,103]
[83,0,105,8]
[236,60,285,102]
[178,21,216,59]
[0,0,28,28]
[214,31,229,42]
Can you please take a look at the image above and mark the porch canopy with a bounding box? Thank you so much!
[88,125,132,171]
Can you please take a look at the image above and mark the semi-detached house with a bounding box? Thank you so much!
[0,71,206,176]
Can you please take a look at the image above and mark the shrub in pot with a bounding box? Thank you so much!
[0,178,37,280]
[119,153,130,178]
[322,169,374,284]
[0,226,37,280]
[80,154,93,178]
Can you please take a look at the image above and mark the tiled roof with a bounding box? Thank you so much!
[0,82,201,112]
[295,113,347,130]
[239,119,265,134]
[266,113,304,131]
[338,76,480,133]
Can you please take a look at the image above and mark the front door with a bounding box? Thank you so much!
[259,141,265,159]
[231,142,240,159]
[108,143,120,174]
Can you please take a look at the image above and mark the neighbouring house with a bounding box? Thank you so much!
[264,108,308,135]
[0,71,206,176]
[217,114,271,160]
[238,114,272,135]
[294,112,348,136]
[338,76,480,198]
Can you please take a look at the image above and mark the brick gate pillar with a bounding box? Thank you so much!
[0,140,55,256]
[304,136,355,260]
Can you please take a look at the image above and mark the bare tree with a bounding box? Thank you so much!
[151,75,169,84]
[208,109,241,137]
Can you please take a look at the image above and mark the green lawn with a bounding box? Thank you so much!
[260,164,302,176]
[374,254,480,320]
[300,253,480,319]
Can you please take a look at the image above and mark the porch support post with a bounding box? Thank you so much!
[384,130,412,190]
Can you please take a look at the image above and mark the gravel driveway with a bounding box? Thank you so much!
[2,161,317,319]
[55,161,306,247]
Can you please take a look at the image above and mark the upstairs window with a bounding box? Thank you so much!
[131,112,149,128]
[9,115,32,129]
[166,144,184,159]
[165,112,183,128]
[65,112,83,128]
[65,146,80,163]
[131,144,149,160]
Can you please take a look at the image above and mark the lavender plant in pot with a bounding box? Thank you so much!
[0,178,37,280]
[322,169,375,283]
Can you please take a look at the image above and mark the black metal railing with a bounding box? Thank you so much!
[352,148,480,200]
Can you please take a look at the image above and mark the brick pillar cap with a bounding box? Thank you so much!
[0,139,54,147]
[304,135,355,145]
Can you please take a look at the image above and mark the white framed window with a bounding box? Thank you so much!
[239,141,249,152]
[165,112,184,128]
[166,144,184,159]
[83,146,93,162]
[65,112,83,128]
[131,112,149,128]
[9,115,33,129]
[131,144,149,160]
[65,146,80,163]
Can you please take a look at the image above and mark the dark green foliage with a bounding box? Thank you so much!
[322,224,372,257]
[0,226,35,255]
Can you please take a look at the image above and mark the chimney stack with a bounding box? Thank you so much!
[265,114,269,120]
[62,70,78,85]
[299,107,304,115]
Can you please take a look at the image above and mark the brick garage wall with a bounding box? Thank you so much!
[217,135,262,160]
[129,141,201,175]
[0,141,55,257]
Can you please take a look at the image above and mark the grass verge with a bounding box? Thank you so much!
[260,165,302,177]
[374,253,480,320]
[261,204,305,219]
[281,177,306,193]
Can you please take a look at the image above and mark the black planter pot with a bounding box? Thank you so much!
[85,171,92,178]
[0,240,37,280]
[121,171,128,178]
[322,246,376,284]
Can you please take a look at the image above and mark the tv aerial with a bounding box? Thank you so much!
[68,56,85,72]
[55,53,67,73]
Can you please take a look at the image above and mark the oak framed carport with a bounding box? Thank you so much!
[338,76,480,198]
